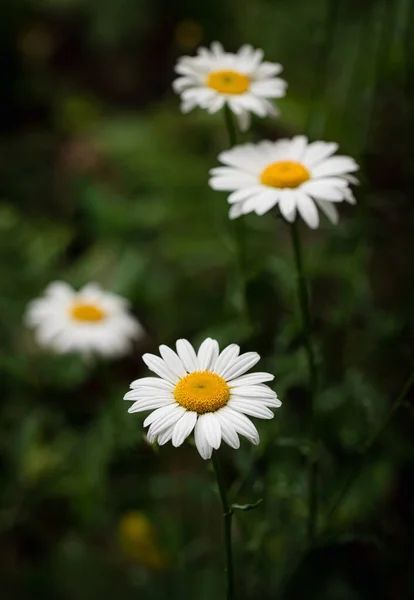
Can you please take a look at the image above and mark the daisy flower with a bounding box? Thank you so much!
[173,42,287,131]
[25,281,143,358]
[209,135,359,228]
[124,338,281,459]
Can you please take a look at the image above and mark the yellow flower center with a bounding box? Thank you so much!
[207,70,250,95]
[260,160,310,188]
[70,302,106,322]
[174,371,230,414]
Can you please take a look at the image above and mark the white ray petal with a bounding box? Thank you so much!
[227,399,274,419]
[176,339,199,372]
[229,372,274,386]
[197,338,220,371]
[220,352,261,381]
[159,345,187,378]
[197,413,222,449]
[296,191,319,229]
[218,406,260,444]
[129,377,174,391]
[213,344,240,376]
[194,418,213,459]
[128,397,175,413]
[142,353,179,384]
[172,411,198,447]
[216,412,240,448]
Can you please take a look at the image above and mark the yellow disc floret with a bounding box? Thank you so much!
[174,371,230,414]
[70,302,106,322]
[260,160,310,189]
[207,70,250,95]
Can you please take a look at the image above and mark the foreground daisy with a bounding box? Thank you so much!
[173,42,287,131]
[124,338,281,459]
[25,281,143,358]
[209,136,359,228]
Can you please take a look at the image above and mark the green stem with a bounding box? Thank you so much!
[327,371,414,524]
[212,451,234,600]
[290,221,318,544]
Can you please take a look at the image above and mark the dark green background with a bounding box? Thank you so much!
[1,0,414,598]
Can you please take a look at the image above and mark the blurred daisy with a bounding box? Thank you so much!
[124,338,281,459]
[209,136,359,228]
[173,42,287,131]
[26,281,143,358]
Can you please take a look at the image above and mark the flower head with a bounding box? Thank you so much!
[25,281,143,358]
[173,42,287,131]
[209,136,359,228]
[124,338,281,459]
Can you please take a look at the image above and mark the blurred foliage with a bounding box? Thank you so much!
[1,0,414,598]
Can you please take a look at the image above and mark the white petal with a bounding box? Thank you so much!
[176,339,199,372]
[278,190,297,220]
[45,281,74,299]
[229,203,244,219]
[124,389,173,400]
[129,377,174,391]
[229,384,276,398]
[230,372,274,386]
[144,404,180,427]
[228,187,262,204]
[343,187,357,204]
[255,61,283,78]
[217,406,260,445]
[236,110,251,132]
[300,180,346,201]
[213,344,240,376]
[142,353,179,384]
[194,418,213,459]
[197,413,222,449]
[312,156,359,178]
[227,399,274,419]
[250,79,286,98]
[146,405,187,441]
[287,135,308,161]
[157,424,176,445]
[197,338,220,371]
[296,192,319,229]
[159,345,187,378]
[216,412,240,449]
[128,397,175,413]
[253,191,279,215]
[172,411,198,447]
[315,199,339,224]
[303,141,338,167]
[220,352,261,381]
[209,173,258,191]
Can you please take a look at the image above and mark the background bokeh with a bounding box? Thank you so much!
[1,0,414,598]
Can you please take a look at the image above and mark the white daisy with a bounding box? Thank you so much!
[25,281,144,358]
[173,42,287,132]
[124,338,281,459]
[209,135,360,228]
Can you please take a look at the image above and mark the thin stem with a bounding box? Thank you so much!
[327,371,414,524]
[289,221,318,545]
[212,451,234,600]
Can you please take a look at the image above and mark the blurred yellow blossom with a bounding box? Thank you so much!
[118,511,167,570]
